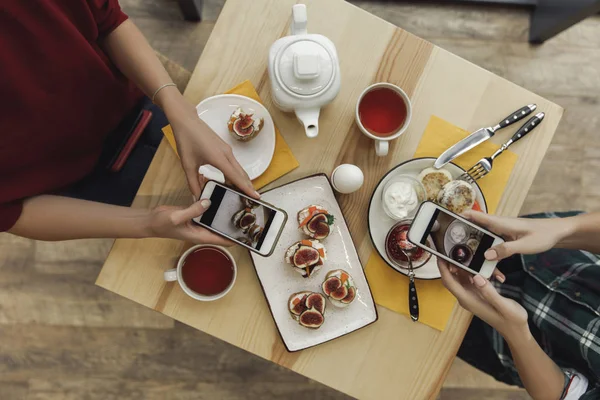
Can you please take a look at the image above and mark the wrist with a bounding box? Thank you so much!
[155,88,196,123]
[555,216,580,249]
[137,209,156,239]
[502,323,533,348]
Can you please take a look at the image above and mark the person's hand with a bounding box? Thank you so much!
[463,211,570,262]
[148,199,232,246]
[438,260,529,339]
[166,99,259,200]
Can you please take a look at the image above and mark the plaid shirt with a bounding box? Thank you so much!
[486,212,600,399]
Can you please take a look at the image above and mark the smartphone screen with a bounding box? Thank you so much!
[199,185,276,251]
[419,208,496,272]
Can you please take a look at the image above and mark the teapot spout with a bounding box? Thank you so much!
[295,108,320,138]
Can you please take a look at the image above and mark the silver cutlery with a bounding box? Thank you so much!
[459,112,545,183]
[434,104,538,169]
[400,248,419,322]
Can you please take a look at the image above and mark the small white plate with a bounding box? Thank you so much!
[197,94,276,180]
[367,157,488,280]
[250,174,378,352]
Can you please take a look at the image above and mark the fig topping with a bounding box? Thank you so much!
[239,113,254,130]
[341,286,356,304]
[313,222,331,240]
[322,276,342,296]
[307,213,327,233]
[330,284,349,301]
[239,213,256,231]
[290,294,309,316]
[293,246,320,268]
[305,293,326,315]
[248,224,263,242]
[299,308,324,329]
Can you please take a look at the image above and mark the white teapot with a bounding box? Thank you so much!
[268,4,341,138]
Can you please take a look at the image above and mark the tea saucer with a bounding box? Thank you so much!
[367,157,487,280]
[196,94,276,180]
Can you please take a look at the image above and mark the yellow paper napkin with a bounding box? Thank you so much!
[161,80,299,190]
[365,115,519,331]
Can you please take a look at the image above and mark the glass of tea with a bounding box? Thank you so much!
[164,245,237,301]
[355,83,412,157]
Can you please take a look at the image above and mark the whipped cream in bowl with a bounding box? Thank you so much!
[381,175,426,220]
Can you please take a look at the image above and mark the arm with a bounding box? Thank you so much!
[101,20,258,199]
[439,263,567,400]
[464,211,600,261]
[8,195,230,245]
[558,213,600,254]
[506,328,566,400]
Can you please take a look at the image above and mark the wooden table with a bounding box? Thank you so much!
[97,0,563,398]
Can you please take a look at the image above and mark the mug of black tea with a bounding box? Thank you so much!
[164,245,237,301]
[355,83,412,157]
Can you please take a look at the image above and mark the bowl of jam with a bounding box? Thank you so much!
[385,219,432,269]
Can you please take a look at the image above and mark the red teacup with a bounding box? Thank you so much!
[355,83,412,157]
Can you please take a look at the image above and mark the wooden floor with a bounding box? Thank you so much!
[1,1,599,399]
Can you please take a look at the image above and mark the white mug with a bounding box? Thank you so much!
[355,83,412,157]
[164,244,237,301]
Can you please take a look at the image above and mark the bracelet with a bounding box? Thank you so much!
[151,82,177,103]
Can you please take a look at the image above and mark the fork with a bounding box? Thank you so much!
[459,112,545,183]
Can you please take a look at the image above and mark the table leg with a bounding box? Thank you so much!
[529,0,600,43]
[177,0,204,21]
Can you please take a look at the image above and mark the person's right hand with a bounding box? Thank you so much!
[148,199,233,246]
[438,260,529,339]
[463,211,571,262]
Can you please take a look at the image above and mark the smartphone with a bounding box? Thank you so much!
[193,180,287,257]
[407,201,504,278]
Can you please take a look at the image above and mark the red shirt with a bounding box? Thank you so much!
[0,0,142,231]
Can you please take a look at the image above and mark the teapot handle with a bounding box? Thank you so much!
[291,4,308,35]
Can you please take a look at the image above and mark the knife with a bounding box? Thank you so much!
[434,104,537,169]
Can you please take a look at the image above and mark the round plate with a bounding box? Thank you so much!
[367,157,488,280]
[196,94,276,180]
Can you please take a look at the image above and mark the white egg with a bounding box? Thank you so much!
[331,164,364,194]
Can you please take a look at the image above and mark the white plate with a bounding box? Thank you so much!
[250,174,378,352]
[197,94,276,180]
[367,157,488,280]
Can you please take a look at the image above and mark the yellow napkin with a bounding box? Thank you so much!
[161,80,299,189]
[365,116,518,331]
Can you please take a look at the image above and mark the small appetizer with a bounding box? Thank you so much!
[418,168,453,202]
[322,269,357,307]
[437,180,476,214]
[248,224,263,242]
[227,107,264,142]
[284,239,327,278]
[232,208,256,233]
[237,237,253,246]
[297,205,335,240]
[242,197,259,209]
[288,291,325,329]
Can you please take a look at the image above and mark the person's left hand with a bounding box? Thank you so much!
[166,100,259,200]
[438,259,528,339]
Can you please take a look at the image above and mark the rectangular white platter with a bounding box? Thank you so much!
[250,174,378,352]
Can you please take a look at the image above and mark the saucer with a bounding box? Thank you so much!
[196,94,276,180]
[367,157,488,280]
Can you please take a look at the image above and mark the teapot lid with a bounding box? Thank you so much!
[275,39,335,97]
